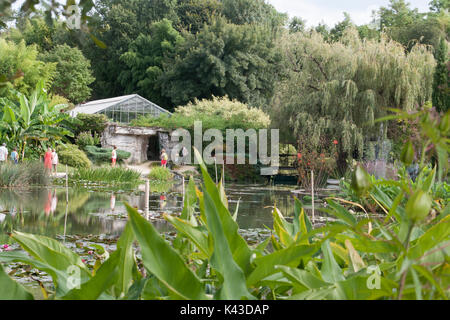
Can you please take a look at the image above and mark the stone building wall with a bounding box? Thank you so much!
[101,124,173,164]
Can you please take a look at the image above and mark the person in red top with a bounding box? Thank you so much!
[44,147,53,171]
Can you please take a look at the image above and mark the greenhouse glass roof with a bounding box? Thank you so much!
[69,94,171,123]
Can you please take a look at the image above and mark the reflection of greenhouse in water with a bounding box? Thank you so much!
[69,94,171,124]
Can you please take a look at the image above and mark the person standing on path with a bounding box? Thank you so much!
[10,148,19,164]
[160,149,168,168]
[44,147,53,171]
[181,146,189,165]
[0,143,8,165]
[111,146,118,168]
[51,148,59,173]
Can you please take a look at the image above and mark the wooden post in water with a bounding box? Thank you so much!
[222,164,225,188]
[65,165,69,204]
[144,179,150,218]
[311,170,315,223]
[64,164,69,243]
[182,176,185,200]
[214,157,218,185]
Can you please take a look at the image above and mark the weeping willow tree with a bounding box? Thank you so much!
[270,28,436,167]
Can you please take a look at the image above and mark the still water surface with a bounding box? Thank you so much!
[0,182,325,243]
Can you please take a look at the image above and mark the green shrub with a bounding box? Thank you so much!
[74,113,109,136]
[148,166,173,181]
[57,144,91,169]
[131,96,271,133]
[76,131,95,150]
[84,146,131,163]
[0,162,49,187]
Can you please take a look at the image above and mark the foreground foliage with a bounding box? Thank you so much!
[0,143,448,300]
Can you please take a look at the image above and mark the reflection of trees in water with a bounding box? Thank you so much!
[224,185,297,229]
[0,188,133,238]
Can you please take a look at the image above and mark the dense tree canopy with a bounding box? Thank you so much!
[270,29,436,160]
[159,17,284,109]
[433,37,450,112]
[0,39,55,97]
[0,0,448,168]
[220,0,287,27]
[175,0,222,33]
[119,19,184,109]
[40,44,95,104]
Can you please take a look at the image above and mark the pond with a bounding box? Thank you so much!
[0,181,332,244]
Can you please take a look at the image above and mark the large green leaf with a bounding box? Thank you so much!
[408,215,450,260]
[164,215,210,258]
[11,231,88,272]
[180,177,197,223]
[126,203,207,300]
[293,198,312,240]
[113,222,139,298]
[194,148,253,276]
[10,231,91,297]
[2,105,16,123]
[334,274,397,300]
[200,189,255,300]
[0,264,34,300]
[277,265,329,290]
[62,250,120,300]
[0,251,86,298]
[246,243,320,287]
[272,206,295,247]
[323,200,357,226]
[320,240,345,283]
[412,265,448,300]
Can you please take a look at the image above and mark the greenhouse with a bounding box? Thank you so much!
[69,94,171,124]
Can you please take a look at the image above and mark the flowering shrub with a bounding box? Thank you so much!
[131,96,271,132]
[296,136,337,190]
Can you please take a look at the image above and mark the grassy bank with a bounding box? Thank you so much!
[67,167,142,188]
[0,162,49,188]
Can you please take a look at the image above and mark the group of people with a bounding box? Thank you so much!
[43,147,59,173]
[0,143,58,173]
[0,143,19,164]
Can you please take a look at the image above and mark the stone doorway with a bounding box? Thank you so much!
[147,135,160,161]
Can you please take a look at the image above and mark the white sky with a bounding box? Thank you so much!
[266,0,432,27]
[11,0,433,28]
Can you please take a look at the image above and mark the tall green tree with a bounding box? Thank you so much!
[82,0,179,99]
[376,0,422,30]
[175,0,222,33]
[0,81,73,159]
[270,29,436,164]
[159,17,285,109]
[288,16,306,33]
[119,19,184,109]
[220,0,287,27]
[329,13,354,42]
[0,39,55,97]
[40,44,95,104]
[429,0,449,13]
[432,37,450,112]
